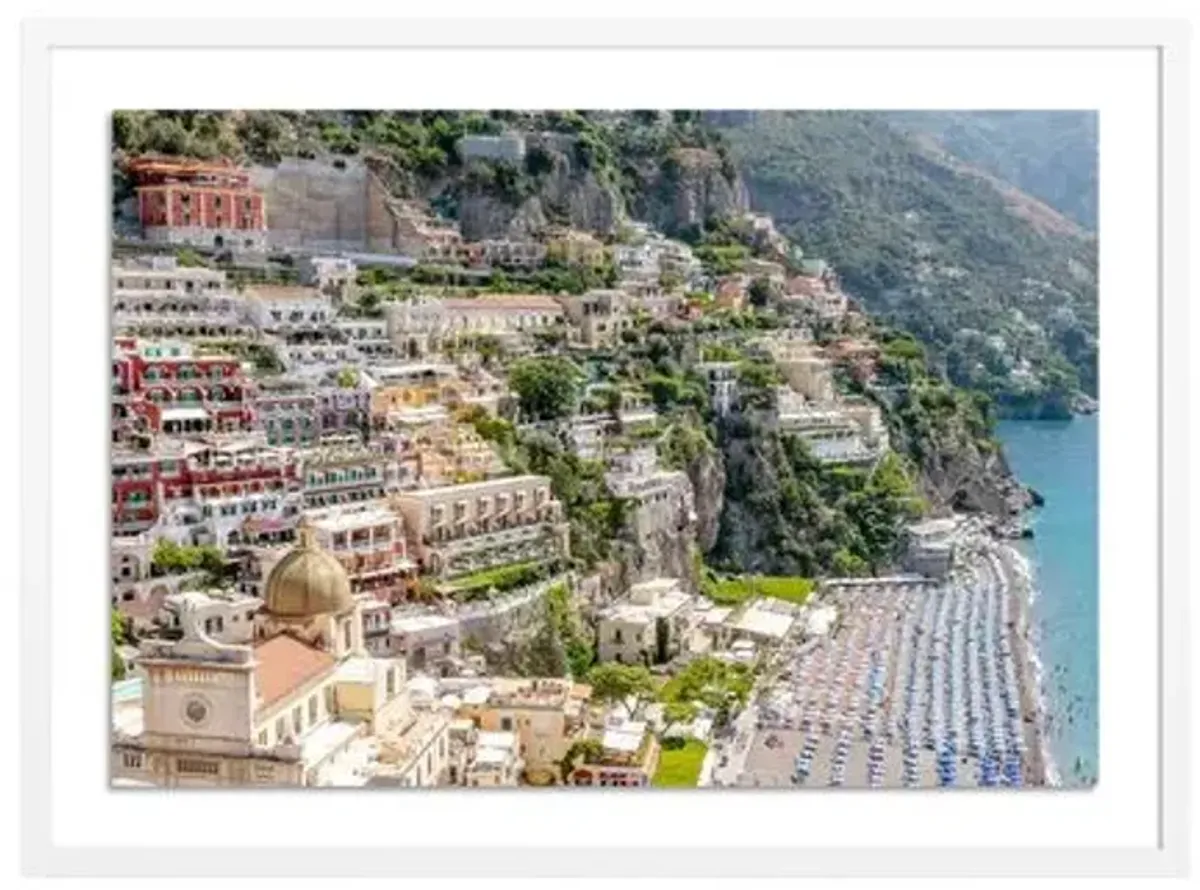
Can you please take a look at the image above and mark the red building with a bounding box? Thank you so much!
[125,156,267,251]
[112,437,303,540]
[112,338,255,442]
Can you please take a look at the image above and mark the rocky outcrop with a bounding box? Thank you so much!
[921,445,1032,517]
[619,477,699,590]
[455,137,623,240]
[631,148,750,235]
[624,527,695,590]
[687,446,726,553]
[458,193,550,241]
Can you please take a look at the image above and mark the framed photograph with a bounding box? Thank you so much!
[18,11,1190,881]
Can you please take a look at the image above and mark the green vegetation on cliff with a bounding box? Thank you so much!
[716,111,1097,416]
[112,110,742,234]
[702,575,816,606]
[886,111,1098,230]
[712,417,925,577]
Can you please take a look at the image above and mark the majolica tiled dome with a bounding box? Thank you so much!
[263,520,354,619]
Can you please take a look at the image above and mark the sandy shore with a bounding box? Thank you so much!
[735,554,1048,789]
[996,543,1056,787]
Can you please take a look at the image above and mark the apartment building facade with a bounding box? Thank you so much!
[391,475,568,577]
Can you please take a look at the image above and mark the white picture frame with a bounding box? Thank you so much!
[17,12,1191,880]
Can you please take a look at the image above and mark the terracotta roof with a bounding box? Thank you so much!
[253,633,337,715]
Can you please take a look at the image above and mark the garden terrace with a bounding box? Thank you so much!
[702,575,816,607]
[651,737,709,788]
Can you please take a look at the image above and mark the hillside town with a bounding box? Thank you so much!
[109,127,1049,790]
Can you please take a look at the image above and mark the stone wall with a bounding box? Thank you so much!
[455,578,557,645]
[250,158,395,254]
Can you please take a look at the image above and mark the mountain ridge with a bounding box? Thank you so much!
[713,110,1098,417]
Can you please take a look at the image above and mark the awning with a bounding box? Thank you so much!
[161,407,210,422]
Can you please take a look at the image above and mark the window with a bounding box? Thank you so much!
[613,629,623,644]
[176,758,219,776]
[122,751,143,769]
[500,716,513,732]
[274,717,285,740]
[324,685,336,714]
[342,620,352,651]
[257,730,268,746]
[308,695,318,724]
[386,667,396,697]
[292,706,303,736]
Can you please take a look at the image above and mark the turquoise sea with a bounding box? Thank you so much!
[996,415,1098,787]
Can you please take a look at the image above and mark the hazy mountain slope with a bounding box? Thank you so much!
[716,111,1098,416]
[885,111,1098,231]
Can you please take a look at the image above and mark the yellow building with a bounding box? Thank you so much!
[366,363,458,422]
[110,520,449,788]
[456,678,591,783]
[407,420,505,484]
[545,227,609,267]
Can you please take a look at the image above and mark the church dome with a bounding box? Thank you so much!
[263,520,354,620]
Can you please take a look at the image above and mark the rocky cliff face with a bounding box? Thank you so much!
[687,446,726,553]
[618,476,700,589]
[873,384,1032,518]
[916,437,1032,518]
[457,193,549,241]
[631,148,750,235]
[710,429,797,576]
[623,524,695,589]
[399,131,748,242]
[455,138,623,240]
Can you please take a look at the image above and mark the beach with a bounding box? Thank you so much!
[995,542,1056,787]
[724,529,1054,790]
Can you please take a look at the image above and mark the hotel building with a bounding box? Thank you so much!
[299,440,402,508]
[391,475,568,577]
[111,435,304,547]
[596,578,695,666]
[112,337,255,441]
[125,156,268,252]
[565,717,661,788]
[557,290,633,346]
[241,285,333,334]
[305,504,416,604]
[112,256,248,339]
[604,447,695,542]
[454,677,591,783]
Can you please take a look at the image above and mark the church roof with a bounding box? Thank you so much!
[262,519,354,620]
[253,634,337,715]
